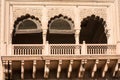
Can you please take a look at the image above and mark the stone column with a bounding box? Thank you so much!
[0,0,5,79]
[42,6,49,55]
[1,0,5,56]
[43,29,47,44]
[74,6,80,55]
[42,6,48,44]
[74,6,80,44]
[75,30,80,44]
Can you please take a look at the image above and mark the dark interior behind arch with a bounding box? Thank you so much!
[79,14,107,44]
[12,14,43,44]
[47,14,75,44]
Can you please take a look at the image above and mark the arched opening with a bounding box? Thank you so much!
[47,14,75,44]
[79,14,107,44]
[12,14,43,44]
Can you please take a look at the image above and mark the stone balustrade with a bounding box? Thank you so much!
[9,43,117,56]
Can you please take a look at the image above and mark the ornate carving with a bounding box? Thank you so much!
[13,7,42,22]
[79,8,107,22]
[47,7,75,21]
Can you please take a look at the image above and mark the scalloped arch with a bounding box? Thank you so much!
[48,14,74,34]
[80,14,107,44]
[13,14,42,36]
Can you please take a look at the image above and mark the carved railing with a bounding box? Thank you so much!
[12,44,116,56]
[13,44,44,55]
[49,44,81,55]
[87,44,116,55]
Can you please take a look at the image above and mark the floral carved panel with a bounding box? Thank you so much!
[47,6,75,21]
[79,8,107,21]
[13,7,42,21]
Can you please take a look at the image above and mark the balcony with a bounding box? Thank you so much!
[2,43,120,79]
[10,43,116,56]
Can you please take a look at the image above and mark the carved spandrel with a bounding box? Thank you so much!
[79,8,107,21]
[13,7,42,21]
[47,7,75,20]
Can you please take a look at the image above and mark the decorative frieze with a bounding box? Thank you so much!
[47,6,75,21]
[13,7,42,21]
[79,8,107,22]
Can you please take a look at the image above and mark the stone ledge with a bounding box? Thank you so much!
[1,55,120,61]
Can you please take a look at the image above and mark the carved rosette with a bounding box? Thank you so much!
[47,7,75,21]
[79,8,107,22]
[13,7,42,22]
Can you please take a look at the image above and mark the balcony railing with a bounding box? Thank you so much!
[87,44,116,55]
[49,44,81,55]
[13,44,44,55]
[11,44,117,56]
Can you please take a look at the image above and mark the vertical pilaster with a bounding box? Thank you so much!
[43,30,47,44]
[0,0,5,80]
[74,6,80,55]
[1,0,5,45]
[42,6,48,44]
[74,6,80,44]
[107,3,114,44]
[115,0,120,42]
[1,0,6,56]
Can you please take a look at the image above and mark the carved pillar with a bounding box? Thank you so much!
[0,0,6,74]
[74,6,80,55]
[8,4,14,56]
[42,6,48,55]
[74,6,80,44]
[75,30,80,55]
[42,6,48,44]
[43,30,47,44]
[75,30,80,44]
[1,0,5,56]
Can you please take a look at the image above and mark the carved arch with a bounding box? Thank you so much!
[47,14,75,44]
[13,14,42,35]
[80,14,107,44]
[48,14,74,34]
[12,14,43,44]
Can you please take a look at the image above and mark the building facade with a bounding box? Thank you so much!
[0,0,120,79]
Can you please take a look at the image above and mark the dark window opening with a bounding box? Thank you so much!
[12,14,42,44]
[79,14,107,44]
[47,33,75,44]
[12,33,43,44]
[47,14,75,44]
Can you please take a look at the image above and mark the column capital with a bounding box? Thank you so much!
[43,29,47,35]
[75,29,80,35]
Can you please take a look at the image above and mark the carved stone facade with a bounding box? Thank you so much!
[13,6,107,30]
[47,6,75,21]
[13,7,43,22]
[79,8,107,22]
[1,0,120,80]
